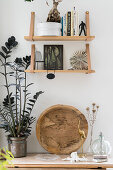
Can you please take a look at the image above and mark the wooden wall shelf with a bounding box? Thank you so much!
[24,36,95,41]
[25,69,95,74]
[24,11,95,42]
[24,11,95,75]
[25,44,95,74]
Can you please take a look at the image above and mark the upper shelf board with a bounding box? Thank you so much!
[24,36,95,41]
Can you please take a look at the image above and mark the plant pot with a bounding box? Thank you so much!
[37,22,62,36]
[8,136,27,158]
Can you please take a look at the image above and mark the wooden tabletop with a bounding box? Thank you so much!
[8,154,113,168]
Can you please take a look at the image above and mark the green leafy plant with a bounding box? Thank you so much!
[0,148,14,170]
[0,36,43,137]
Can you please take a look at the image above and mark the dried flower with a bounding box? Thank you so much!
[86,103,99,148]
[86,107,90,111]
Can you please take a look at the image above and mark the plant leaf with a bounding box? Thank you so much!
[29,99,35,103]
[27,103,33,107]
[2,46,8,54]
[0,72,5,76]
[0,51,6,59]
[27,107,32,111]
[26,83,34,88]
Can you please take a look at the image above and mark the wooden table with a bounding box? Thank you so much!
[8,153,113,170]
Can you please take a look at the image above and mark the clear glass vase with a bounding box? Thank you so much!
[91,132,112,155]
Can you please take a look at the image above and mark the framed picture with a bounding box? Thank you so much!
[44,45,63,70]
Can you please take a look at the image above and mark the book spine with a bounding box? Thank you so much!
[66,13,68,35]
[71,10,74,36]
[67,11,71,36]
[73,7,76,36]
[73,7,79,36]
[76,11,79,36]
[61,17,63,36]
[63,14,67,36]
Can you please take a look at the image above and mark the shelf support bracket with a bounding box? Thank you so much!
[86,44,91,72]
[29,12,35,41]
[86,11,90,37]
[30,44,35,72]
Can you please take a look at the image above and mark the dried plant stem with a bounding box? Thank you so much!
[86,103,99,150]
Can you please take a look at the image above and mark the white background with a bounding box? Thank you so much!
[0,0,113,155]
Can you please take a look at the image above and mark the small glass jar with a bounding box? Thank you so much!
[92,132,112,155]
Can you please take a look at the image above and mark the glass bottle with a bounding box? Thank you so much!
[92,132,112,155]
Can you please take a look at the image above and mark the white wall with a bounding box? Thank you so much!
[0,0,113,155]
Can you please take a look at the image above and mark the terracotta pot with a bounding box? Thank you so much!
[8,136,27,158]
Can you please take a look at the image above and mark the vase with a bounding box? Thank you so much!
[91,132,112,155]
[8,136,27,158]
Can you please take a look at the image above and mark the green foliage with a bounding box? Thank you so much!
[0,37,43,137]
[0,148,14,170]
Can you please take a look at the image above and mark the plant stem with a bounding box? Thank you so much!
[90,126,93,148]
[4,58,15,137]
[17,81,22,137]
[15,69,18,124]
[23,72,27,116]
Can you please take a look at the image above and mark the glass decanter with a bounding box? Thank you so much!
[92,132,111,155]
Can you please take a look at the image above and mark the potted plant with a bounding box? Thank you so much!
[25,0,62,36]
[0,36,43,157]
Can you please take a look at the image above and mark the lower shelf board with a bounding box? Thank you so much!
[25,70,95,74]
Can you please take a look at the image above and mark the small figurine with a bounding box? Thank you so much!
[47,0,62,23]
[79,21,86,36]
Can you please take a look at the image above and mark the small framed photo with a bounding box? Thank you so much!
[44,45,63,70]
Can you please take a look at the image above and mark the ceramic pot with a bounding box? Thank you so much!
[8,136,27,158]
[37,22,62,36]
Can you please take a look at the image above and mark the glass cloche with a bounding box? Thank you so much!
[92,132,112,155]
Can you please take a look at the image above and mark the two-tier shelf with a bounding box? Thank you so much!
[24,11,95,74]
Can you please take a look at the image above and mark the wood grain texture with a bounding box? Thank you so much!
[86,11,90,36]
[86,44,91,71]
[8,167,106,170]
[24,36,95,41]
[25,70,95,74]
[29,12,35,40]
[30,44,35,71]
[7,154,113,168]
[36,105,88,154]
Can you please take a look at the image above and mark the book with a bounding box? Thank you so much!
[71,10,74,36]
[73,7,76,36]
[93,155,108,159]
[73,7,79,36]
[76,11,79,36]
[67,11,71,36]
[63,14,67,36]
[61,17,63,36]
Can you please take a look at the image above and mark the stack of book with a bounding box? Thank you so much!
[61,7,79,36]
